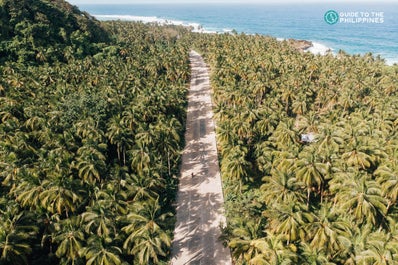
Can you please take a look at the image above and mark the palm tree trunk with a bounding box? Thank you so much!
[320,187,323,204]
[123,147,126,166]
[168,150,171,176]
[117,143,121,163]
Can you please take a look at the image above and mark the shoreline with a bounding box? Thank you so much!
[94,14,396,65]
[284,39,332,56]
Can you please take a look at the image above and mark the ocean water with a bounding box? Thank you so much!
[77,3,398,65]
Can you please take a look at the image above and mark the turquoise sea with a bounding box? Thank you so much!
[77,3,398,65]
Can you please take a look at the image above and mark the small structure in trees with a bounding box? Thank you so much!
[301,133,316,143]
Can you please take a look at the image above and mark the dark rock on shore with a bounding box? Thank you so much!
[287,39,313,51]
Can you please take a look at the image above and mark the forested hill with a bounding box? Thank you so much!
[0,0,110,63]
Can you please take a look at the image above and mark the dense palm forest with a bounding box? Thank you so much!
[2,0,398,264]
[0,1,190,264]
[193,33,398,264]
[0,0,111,64]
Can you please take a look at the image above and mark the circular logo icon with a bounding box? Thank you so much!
[324,10,339,25]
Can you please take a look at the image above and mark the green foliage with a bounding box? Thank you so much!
[2,1,398,264]
[191,32,398,264]
[0,0,110,64]
[0,19,190,265]
[0,200,38,265]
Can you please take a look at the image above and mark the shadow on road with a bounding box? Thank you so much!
[170,51,232,265]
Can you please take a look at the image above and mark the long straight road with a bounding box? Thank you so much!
[170,51,232,265]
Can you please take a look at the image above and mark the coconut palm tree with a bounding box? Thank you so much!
[264,202,313,245]
[374,163,398,210]
[75,144,106,184]
[248,233,298,265]
[39,178,82,217]
[261,167,306,206]
[331,171,387,227]
[228,218,265,263]
[122,199,171,264]
[126,172,164,202]
[192,29,398,265]
[53,216,84,265]
[151,116,182,177]
[79,236,122,265]
[299,242,337,265]
[294,150,329,206]
[106,114,133,166]
[221,145,251,182]
[0,201,38,265]
[269,121,297,151]
[130,147,152,177]
[355,231,398,265]
[11,170,43,211]
[81,189,118,238]
[306,203,352,256]
[316,124,344,155]
[0,20,191,265]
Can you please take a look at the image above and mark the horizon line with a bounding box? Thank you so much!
[71,1,398,5]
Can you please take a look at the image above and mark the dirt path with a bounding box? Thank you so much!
[170,51,232,265]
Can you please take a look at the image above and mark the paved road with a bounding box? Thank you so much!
[170,51,232,265]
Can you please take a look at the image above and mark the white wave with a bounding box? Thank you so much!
[94,14,232,34]
[94,14,204,32]
[385,58,398,66]
[305,43,397,65]
[94,15,162,23]
[223,28,234,33]
[305,42,333,56]
[276,38,332,56]
[296,41,398,66]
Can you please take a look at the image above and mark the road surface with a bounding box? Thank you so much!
[170,51,232,265]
